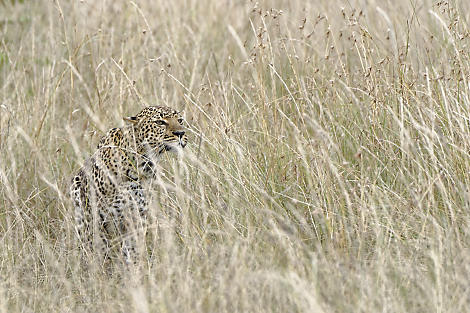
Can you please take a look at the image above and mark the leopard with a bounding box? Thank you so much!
[69,106,188,265]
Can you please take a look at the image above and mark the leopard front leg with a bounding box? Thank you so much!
[109,181,148,265]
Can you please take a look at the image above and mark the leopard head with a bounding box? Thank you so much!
[124,106,188,156]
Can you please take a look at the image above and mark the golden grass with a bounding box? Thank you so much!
[1,0,470,311]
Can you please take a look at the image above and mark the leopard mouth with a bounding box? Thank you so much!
[179,137,187,148]
[160,140,186,154]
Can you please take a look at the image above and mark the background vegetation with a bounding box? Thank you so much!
[1,0,470,312]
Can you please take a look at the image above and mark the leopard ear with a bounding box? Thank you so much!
[123,116,138,124]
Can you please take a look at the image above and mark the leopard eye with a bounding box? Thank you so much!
[177,118,184,124]
[154,120,168,126]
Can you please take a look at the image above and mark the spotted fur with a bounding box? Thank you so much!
[70,106,188,264]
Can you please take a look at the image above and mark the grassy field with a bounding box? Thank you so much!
[1,0,470,312]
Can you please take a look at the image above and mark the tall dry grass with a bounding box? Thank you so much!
[1,0,470,312]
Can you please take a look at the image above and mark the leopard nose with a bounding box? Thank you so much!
[173,130,185,137]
